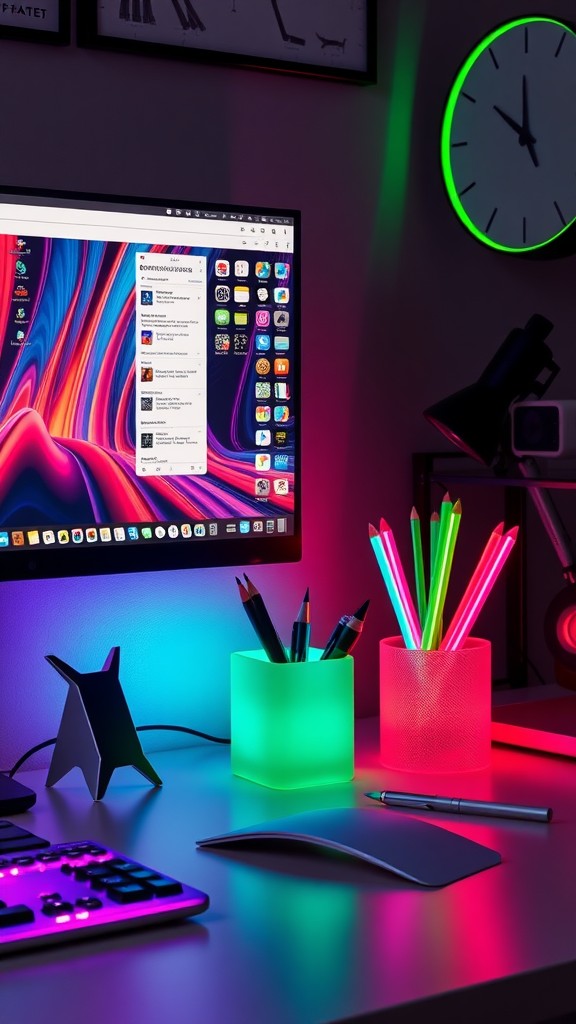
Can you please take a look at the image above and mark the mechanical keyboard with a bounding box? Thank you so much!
[0,821,209,954]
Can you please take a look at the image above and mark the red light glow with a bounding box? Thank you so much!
[557,607,576,652]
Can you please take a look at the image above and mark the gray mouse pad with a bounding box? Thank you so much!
[196,807,501,887]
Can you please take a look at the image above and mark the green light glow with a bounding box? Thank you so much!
[441,17,576,253]
[377,0,426,270]
[231,649,354,790]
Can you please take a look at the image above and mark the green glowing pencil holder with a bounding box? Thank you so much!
[231,649,354,789]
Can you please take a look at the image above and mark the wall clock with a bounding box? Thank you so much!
[441,17,576,255]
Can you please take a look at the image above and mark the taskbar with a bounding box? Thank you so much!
[0,515,292,551]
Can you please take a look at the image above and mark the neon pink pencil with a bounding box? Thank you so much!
[441,525,518,652]
[379,517,422,648]
[441,522,505,648]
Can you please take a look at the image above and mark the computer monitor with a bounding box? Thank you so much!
[0,185,300,580]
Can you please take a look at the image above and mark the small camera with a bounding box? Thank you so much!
[511,400,576,458]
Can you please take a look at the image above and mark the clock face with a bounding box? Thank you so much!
[441,18,576,253]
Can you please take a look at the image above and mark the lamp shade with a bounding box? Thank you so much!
[424,315,558,465]
[425,381,509,465]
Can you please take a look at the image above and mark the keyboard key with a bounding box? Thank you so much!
[92,874,125,890]
[74,864,114,881]
[0,904,34,927]
[143,877,184,897]
[42,901,74,917]
[123,868,159,882]
[0,838,49,854]
[106,883,153,904]
[0,822,50,853]
[75,897,103,910]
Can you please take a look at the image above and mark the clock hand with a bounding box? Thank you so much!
[525,136,539,168]
[493,104,536,143]
[521,75,539,168]
[493,102,538,168]
[521,75,530,132]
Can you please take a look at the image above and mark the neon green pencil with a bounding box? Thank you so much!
[429,511,440,595]
[410,507,427,626]
[421,499,462,650]
[430,492,452,603]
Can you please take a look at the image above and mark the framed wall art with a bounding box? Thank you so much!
[0,0,70,44]
[77,1,376,84]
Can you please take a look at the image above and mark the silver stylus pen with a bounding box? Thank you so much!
[364,790,553,823]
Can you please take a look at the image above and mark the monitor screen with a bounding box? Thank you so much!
[0,186,300,579]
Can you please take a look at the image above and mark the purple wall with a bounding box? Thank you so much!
[0,1,574,771]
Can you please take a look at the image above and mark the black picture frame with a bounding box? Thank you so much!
[77,1,376,84]
[0,0,70,44]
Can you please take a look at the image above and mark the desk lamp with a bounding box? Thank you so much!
[424,313,576,697]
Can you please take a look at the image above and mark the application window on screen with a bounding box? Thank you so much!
[135,252,207,477]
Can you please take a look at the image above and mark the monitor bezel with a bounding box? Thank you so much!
[0,184,301,581]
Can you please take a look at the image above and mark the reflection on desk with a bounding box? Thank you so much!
[1,718,575,1024]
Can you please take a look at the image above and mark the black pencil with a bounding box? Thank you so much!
[290,587,310,662]
[238,575,288,664]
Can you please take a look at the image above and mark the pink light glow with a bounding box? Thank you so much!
[441,527,518,652]
[379,518,422,648]
[440,523,503,651]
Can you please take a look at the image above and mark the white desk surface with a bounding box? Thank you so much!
[1,717,575,1024]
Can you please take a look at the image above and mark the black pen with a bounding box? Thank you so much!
[364,790,553,823]
[320,600,370,660]
[241,574,288,664]
[290,588,310,662]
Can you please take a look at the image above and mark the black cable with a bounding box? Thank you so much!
[1,724,230,778]
[137,725,230,744]
[527,657,548,687]
[4,738,57,777]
